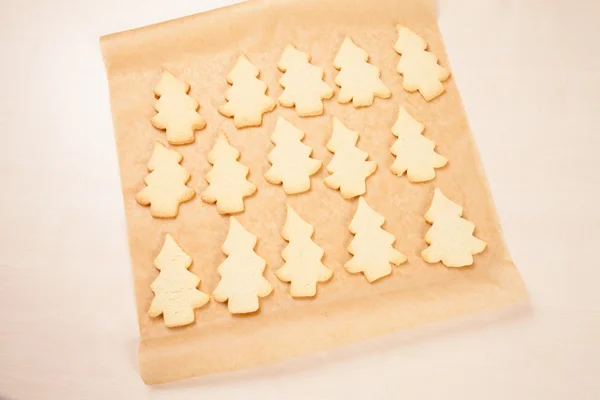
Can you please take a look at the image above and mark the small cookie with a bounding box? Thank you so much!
[390,107,447,182]
[151,69,206,145]
[277,44,334,117]
[333,37,390,107]
[394,26,450,101]
[265,117,322,194]
[213,217,273,314]
[276,206,333,297]
[148,234,210,327]
[135,141,195,218]
[201,130,257,214]
[422,188,487,267]
[324,118,377,199]
[218,54,276,128]
[345,197,407,283]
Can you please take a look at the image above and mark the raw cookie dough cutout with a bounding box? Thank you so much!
[333,37,390,107]
[213,217,273,314]
[276,206,333,297]
[265,117,322,194]
[148,234,210,328]
[422,188,487,267]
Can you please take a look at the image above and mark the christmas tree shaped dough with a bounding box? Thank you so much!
[151,69,206,145]
[422,189,487,267]
[218,54,276,128]
[148,234,210,327]
[135,141,195,218]
[265,117,322,194]
[394,26,450,101]
[346,197,407,282]
[213,218,273,314]
[324,118,377,199]
[201,131,257,214]
[390,107,447,182]
[276,206,333,297]
[333,37,390,107]
[277,44,334,117]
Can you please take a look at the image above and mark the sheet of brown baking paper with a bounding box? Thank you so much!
[100,0,527,385]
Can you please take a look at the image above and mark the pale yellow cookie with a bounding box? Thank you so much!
[390,107,447,182]
[135,141,195,218]
[277,44,334,117]
[345,197,407,283]
[151,69,206,145]
[394,26,450,101]
[422,188,487,267]
[148,234,210,328]
[213,217,273,314]
[218,54,276,128]
[324,118,377,199]
[276,206,333,297]
[264,117,322,194]
[201,130,257,214]
[333,37,390,107]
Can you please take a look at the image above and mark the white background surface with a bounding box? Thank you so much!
[1,0,599,398]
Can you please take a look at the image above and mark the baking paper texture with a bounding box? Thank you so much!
[100,0,527,384]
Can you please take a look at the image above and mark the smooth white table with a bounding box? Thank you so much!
[1,0,599,398]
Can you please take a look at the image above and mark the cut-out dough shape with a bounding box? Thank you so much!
[213,217,273,314]
[394,26,450,101]
[422,188,487,267]
[346,197,407,282]
[265,117,322,194]
[151,69,206,145]
[390,107,447,182]
[201,130,257,214]
[324,118,377,199]
[333,37,391,107]
[218,54,276,128]
[277,44,334,117]
[136,141,195,218]
[148,234,210,327]
[276,206,333,297]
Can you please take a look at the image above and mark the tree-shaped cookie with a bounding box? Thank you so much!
[276,206,333,297]
[333,37,390,107]
[201,130,256,214]
[277,44,334,117]
[213,217,273,314]
[345,197,407,282]
[422,188,487,267]
[136,141,195,218]
[218,54,276,128]
[151,69,206,145]
[324,118,377,199]
[265,117,322,194]
[390,107,447,182]
[148,234,210,327]
[394,26,450,101]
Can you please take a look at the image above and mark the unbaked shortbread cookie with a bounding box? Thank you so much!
[136,141,195,218]
[394,26,450,101]
[265,117,322,194]
[213,217,273,314]
[276,206,333,297]
[422,188,487,267]
[324,118,377,199]
[151,69,206,145]
[333,37,390,107]
[148,234,210,327]
[201,130,257,214]
[346,197,407,282]
[390,107,447,182]
[277,44,334,117]
[218,54,276,128]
